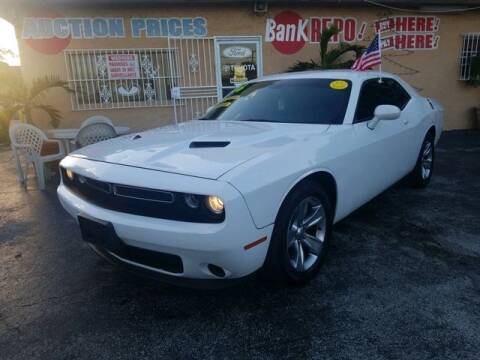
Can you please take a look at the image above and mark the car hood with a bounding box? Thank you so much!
[70,120,330,179]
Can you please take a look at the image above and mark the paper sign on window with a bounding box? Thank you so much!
[107,54,140,80]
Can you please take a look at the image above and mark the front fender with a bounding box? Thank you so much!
[220,132,340,229]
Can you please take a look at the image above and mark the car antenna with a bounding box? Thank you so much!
[378,30,383,84]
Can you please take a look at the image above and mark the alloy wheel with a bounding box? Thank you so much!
[421,139,433,180]
[286,196,326,272]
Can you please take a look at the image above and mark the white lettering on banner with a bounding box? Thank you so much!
[266,19,309,42]
[130,17,208,38]
[22,17,208,40]
[22,17,125,39]
[265,19,275,42]
[106,54,140,80]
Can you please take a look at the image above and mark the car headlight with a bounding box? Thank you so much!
[60,166,225,223]
[206,195,224,214]
[65,169,75,181]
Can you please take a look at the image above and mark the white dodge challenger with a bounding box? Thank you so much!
[58,70,443,286]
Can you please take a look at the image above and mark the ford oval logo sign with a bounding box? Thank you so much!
[222,46,252,58]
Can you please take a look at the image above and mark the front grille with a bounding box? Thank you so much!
[79,216,184,274]
[61,168,225,223]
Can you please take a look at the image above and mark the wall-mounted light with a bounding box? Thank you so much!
[254,1,268,14]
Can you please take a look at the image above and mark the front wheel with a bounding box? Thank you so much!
[409,134,435,188]
[263,180,332,286]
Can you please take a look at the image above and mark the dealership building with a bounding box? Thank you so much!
[3,0,480,130]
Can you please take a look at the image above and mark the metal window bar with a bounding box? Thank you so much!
[459,33,480,81]
[168,37,218,123]
[64,48,179,110]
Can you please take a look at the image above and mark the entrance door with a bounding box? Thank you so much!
[167,36,262,123]
[168,37,218,123]
[214,37,263,99]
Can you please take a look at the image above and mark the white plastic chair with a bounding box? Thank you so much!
[9,122,65,190]
[75,122,117,148]
[81,115,113,128]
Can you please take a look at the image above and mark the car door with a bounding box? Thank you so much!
[346,78,413,209]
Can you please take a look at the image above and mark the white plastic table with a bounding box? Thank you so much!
[46,126,130,153]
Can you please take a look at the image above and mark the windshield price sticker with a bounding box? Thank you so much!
[330,80,349,90]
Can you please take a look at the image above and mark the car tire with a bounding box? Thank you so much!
[262,179,332,286]
[409,133,435,188]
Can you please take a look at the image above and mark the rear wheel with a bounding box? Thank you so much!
[263,180,332,285]
[409,133,435,188]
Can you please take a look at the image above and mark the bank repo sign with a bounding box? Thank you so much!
[265,10,361,55]
[265,10,440,54]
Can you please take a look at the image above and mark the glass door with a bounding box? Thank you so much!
[214,37,263,99]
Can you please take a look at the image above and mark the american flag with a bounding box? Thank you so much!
[352,34,382,71]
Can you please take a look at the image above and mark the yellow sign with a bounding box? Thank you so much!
[330,80,349,90]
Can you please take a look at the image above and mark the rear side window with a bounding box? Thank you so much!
[354,78,411,123]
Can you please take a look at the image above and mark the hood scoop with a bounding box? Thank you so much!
[189,141,231,149]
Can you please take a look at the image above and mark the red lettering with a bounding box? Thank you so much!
[388,18,395,31]
[395,17,408,32]
[416,17,426,32]
[426,17,434,32]
[406,34,415,48]
[310,17,321,42]
[332,18,343,42]
[407,17,415,32]
[395,34,407,49]
[321,18,332,32]
[425,34,434,48]
[376,18,394,32]
[415,35,425,48]
[382,36,395,50]
[344,18,356,42]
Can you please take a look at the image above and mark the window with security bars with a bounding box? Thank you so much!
[459,34,480,81]
[64,48,178,110]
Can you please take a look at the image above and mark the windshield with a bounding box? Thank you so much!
[201,79,352,124]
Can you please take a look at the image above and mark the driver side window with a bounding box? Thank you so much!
[354,78,411,123]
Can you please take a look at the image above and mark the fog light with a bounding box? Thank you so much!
[206,195,224,214]
[184,194,200,209]
[207,264,226,278]
[65,169,74,181]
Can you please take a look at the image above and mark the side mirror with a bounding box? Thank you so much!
[367,105,401,130]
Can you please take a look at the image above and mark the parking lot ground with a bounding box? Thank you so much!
[1,130,479,359]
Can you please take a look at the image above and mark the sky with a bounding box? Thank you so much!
[0,18,20,66]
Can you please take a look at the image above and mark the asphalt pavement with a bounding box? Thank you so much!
[1,130,479,359]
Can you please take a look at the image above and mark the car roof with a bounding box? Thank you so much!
[253,70,419,97]
[255,70,399,83]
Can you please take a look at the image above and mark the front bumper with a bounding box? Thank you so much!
[58,157,273,282]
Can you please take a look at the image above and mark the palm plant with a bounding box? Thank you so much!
[0,73,73,129]
[289,25,365,72]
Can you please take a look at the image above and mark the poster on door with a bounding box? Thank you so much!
[219,43,258,97]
